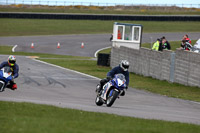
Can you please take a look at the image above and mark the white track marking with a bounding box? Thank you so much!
[94,46,111,58]
[30,58,101,80]
[22,75,97,80]
[12,45,18,52]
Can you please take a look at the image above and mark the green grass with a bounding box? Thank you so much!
[0,45,200,102]
[98,48,111,54]
[0,101,200,133]
[1,19,200,36]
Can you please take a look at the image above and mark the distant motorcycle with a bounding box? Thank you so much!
[0,66,13,92]
[95,74,126,107]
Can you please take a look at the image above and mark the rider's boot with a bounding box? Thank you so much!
[95,84,101,94]
[11,83,17,90]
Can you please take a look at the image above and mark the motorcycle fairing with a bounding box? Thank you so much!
[101,82,112,100]
[2,68,12,79]
[0,67,12,85]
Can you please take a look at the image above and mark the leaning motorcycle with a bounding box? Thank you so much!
[0,66,13,92]
[95,74,126,107]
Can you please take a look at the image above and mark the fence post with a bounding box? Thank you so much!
[169,52,176,82]
[150,37,153,49]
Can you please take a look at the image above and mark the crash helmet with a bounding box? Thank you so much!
[8,55,16,66]
[120,60,129,71]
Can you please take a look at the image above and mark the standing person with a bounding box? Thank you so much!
[182,34,191,44]
[180,39,192,51]
[161,38,171,50]
[161,36,171,50]
[96,60,129,96]
[110,34,113,41]
[152,39,162,51]
[0,55,19,90]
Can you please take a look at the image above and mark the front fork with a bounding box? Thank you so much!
[101,82,112,100]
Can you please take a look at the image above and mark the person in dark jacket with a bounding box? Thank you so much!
[160,36,171,50]
[96,60,129,96]
[183,34,191,44]
[0,55,19,90]
[161,38,171,50]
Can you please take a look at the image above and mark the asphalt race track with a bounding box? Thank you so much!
[0,33,200,125]
[0,55,200,125]
[0,32,199,57]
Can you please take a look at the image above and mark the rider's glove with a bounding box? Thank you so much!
[125,86,128,90]
[106,76,112,81]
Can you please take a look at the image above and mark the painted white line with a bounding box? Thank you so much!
[31,58,101,80]
[22,75,98,80]
[188,100,200,105]
[12,45,18,52]
[94,46,111,58]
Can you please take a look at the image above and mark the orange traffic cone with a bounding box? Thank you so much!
[57,42,60,48]
[81,42,84,48]
[31,42,34,48]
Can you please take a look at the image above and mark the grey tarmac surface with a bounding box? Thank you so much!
[0,55,200,125]
[0,32,199,57]
[0,33,200,125]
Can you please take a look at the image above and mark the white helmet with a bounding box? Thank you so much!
[120,60,129,71]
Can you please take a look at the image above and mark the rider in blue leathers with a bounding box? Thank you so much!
[0,55,19,90]
[97,60,130,96]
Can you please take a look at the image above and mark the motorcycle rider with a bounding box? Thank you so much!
[0,55,19,90]
[96,60,129,96]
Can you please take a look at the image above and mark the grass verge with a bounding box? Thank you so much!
[0,101,200,133]
[1,19,200,36]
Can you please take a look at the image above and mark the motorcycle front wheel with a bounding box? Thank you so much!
[106,90,119,107]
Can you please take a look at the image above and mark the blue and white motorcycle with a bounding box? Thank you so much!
[95,74,126,107]
[0,66,13,92]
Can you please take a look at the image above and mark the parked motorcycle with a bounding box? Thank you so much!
[0,66,13,92]
[95,74,126,107]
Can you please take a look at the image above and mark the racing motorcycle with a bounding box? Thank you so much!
[0,66,13,92]
[95,73,126,107]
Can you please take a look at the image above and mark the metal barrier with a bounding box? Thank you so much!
[97,53,110,66]
[0,12,200,21]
